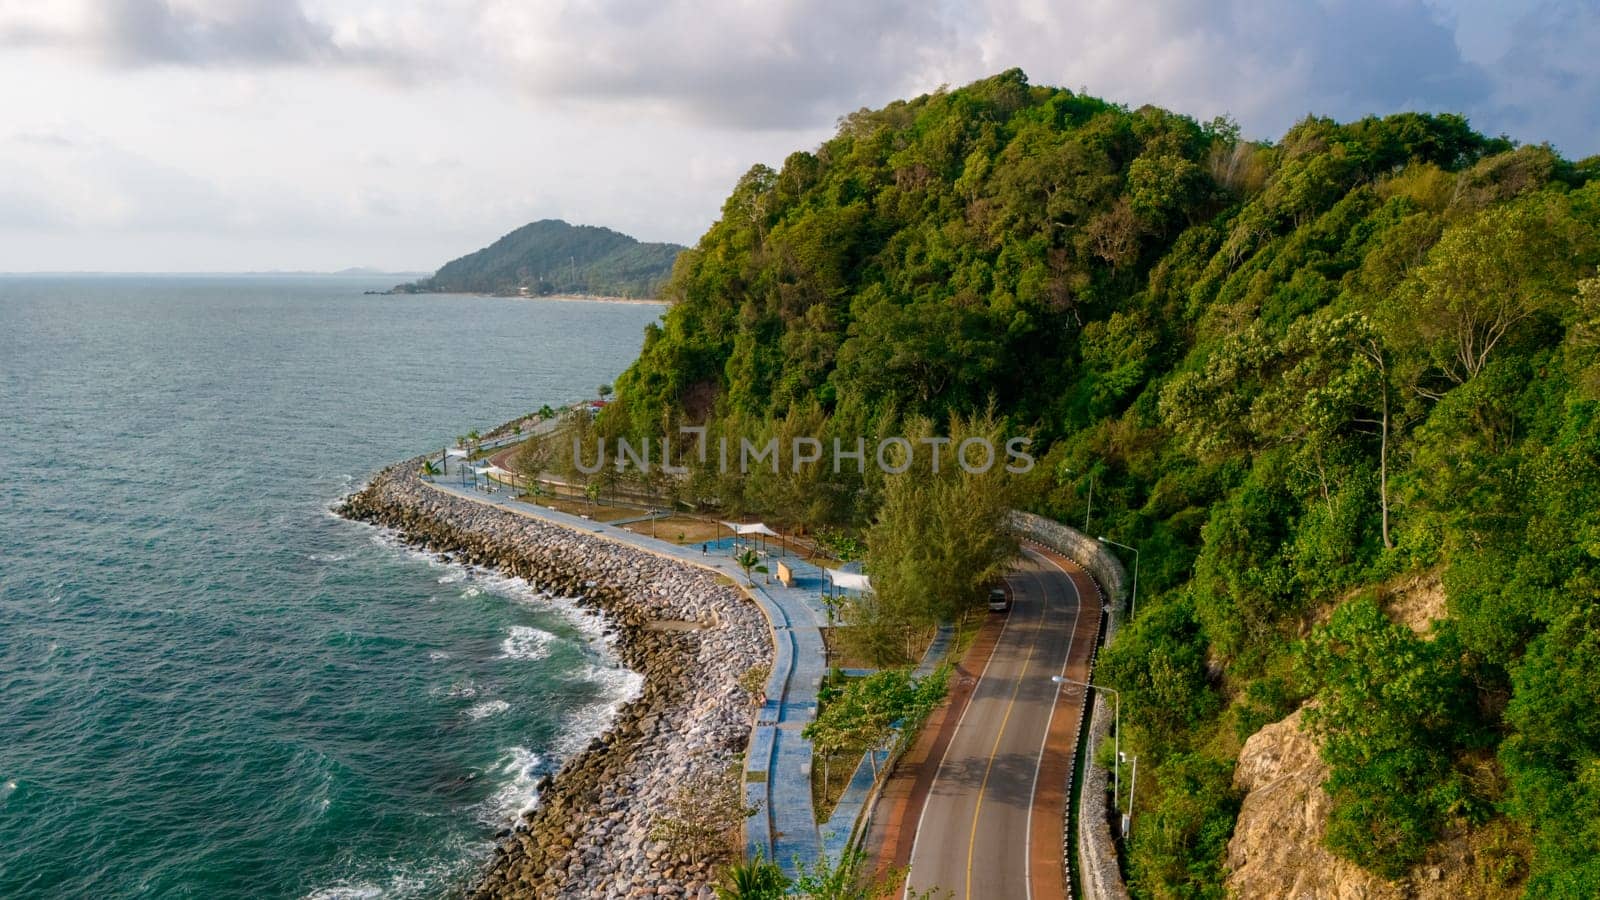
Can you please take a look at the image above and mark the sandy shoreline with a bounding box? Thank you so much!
[390,291,669,306]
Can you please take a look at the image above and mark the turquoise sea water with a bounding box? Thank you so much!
[0,276,662,898]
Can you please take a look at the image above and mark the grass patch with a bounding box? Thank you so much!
[619,515,726,544]
[812,743,873,823]
[535,496,647,522]
[820,628,882,671]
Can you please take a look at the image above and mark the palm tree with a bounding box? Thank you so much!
[714,855,788,899]
[735,548,765,584]
[420,459,441,479]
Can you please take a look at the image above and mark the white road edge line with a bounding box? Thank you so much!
[1022,545,1083,900]
[903,558,1028,900]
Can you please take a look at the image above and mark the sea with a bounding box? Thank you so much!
[0,275,664,898]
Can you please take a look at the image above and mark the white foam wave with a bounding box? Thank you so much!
[481,746,544,823]
[433,679,478,700]
[465,700,510,721]
[497,626,555,661]
[554,664,646,756]
[357,514,650,816]
[426,650,450,661]
[307,552,350,563]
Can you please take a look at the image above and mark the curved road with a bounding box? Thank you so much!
[904,546,1100,899]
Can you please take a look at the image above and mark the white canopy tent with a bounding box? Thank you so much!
[823,569,872,593]
[719,521,785,557]
[445,448,470,458]
[719,521,781,537]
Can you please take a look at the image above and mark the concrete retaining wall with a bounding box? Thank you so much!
[1010,511,1131,900]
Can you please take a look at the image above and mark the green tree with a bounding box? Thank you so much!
[734,548,764,584]
[1300,597,1482,876]
[1500,605,1600,895]
[1394,193,1589,387]
[862,412,1019,663]
[651,768,759,866]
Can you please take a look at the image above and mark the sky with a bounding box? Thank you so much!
[0,0,1597,273]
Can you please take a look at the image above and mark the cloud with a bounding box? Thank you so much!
[469,0,1497,136]
[1477,0,1600,157]
[1,0,1589,148]
[1,0,1598,272]
[475,0,963,129]
[952,0,1491,140]
[0,0,440,75]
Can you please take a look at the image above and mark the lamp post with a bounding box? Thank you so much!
[1085,470,1093,533]
[1053,675,1122,813]
[1059,465,1096,533]
[1122,753,1138,838]
[1097,536,1139,619]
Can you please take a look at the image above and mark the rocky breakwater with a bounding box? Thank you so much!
[339,460,772,898]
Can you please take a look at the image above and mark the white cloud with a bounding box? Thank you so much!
[0,0,1595,271]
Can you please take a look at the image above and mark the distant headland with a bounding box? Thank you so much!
[378,219,683,300]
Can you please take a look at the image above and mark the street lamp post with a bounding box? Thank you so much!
[1084,470,1094,533]
[1122,753,1138,838]
[1053,675,1122,813]
[1097,536,1139,619]
[1060,465,1096,533]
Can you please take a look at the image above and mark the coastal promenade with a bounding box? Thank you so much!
[427,455,828,873]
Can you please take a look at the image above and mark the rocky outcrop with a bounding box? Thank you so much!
[1227,707,1525,900]
[1380,570,1446,635]
[339,460,771,898]
[1226,708,1385,900]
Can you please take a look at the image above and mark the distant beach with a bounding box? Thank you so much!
[376,289,668,306]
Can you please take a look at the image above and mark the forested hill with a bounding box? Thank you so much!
[392,219,683,297]
[606,69,1600,896]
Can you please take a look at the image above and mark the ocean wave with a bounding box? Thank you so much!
[434,679,478,700]
[426,650,450,661]
[497,626,555,661]
[465,700,510,721]
[303,864,448,900]
[554,664,646,756]
[351,513,648,825]
[480,746,544,823]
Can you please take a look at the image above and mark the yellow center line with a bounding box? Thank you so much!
[964,559,1049,899]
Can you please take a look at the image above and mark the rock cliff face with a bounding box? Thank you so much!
[1227,709,1526,900]
[1226,708,1396,900]
[340,461,771,898]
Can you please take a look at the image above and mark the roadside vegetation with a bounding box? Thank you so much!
[573,70,1600,896]
[804,667,950,821]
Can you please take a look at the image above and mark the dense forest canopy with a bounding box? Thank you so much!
[395,219,682,297]
[597,69,1600,897]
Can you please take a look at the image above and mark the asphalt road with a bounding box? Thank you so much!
[904,547,1096,900]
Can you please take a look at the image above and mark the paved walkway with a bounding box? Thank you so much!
[427,453,828,874]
